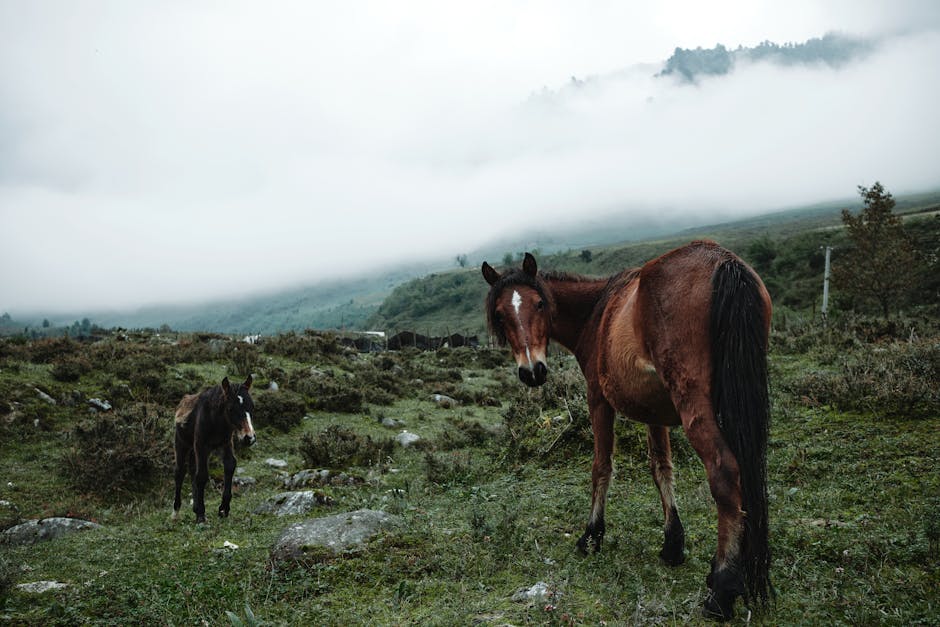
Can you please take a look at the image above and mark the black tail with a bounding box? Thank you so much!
[709,258,772,609]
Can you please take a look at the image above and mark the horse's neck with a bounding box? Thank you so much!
[546,276,609,353]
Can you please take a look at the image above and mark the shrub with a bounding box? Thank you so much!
[424,450,478,488]
[783,341,939,419]
[252,389,307,432]
[61,403,172,496]
[295,376,364,413]
[26,336,80,364]
[297,425,394,470]
[51,355,92,382]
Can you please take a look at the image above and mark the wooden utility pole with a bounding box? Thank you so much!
[821,246,832,321]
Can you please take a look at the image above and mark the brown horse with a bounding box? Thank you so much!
[482,241,771,621]
[173,375,256,523]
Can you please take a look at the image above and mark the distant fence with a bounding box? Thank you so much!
[336,330,480,352]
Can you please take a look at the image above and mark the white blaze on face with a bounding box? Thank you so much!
[239,411,255,439]
[510,289,533,368]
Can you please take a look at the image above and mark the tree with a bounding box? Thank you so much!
[580,249,593,263]
[455,254,468,268]
[833,182,919,317]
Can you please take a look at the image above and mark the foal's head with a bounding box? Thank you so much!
[221,375,256,446]
[482,253,552,387]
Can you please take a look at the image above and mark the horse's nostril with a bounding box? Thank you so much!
[534,361,548,383]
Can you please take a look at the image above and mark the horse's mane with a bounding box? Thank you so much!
[484,266,642,344]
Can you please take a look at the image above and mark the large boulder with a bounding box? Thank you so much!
[253,491,333,516]
[1,517,101,547]
[271,509,401,560]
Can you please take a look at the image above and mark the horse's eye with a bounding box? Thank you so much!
[536,300,545,311]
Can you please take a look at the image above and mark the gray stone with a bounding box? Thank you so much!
[1,517,101,547]
[271,509,402,559]
[380,417,405,428]
[232,476,256,489]
[34,388,56,405]
[254,490,334,516]
[268,381,279,391]
[16,581,68,594]
[511,581,562,602]
[265,458,288,469]
[395,431,421,447]
[431,393,458,408]
[87,398,112,412]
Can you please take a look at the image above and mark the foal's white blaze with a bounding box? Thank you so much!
[238,395,244,405]
[239,411,256,439]
[510,290,533,368]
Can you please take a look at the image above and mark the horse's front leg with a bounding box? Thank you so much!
[218,443,236,518]
[647,424,685,565]
[577,398,614,554]
[191,445,209,524]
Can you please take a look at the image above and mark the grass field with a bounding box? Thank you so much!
[0,321,937,625]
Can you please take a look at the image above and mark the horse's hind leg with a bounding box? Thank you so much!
[191,446,209,524]
[172,435,188,521]
[680,395,746,620]
[218,444,236,518]
[647,425,685,565]
[577,399,614,554]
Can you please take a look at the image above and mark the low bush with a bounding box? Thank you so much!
[252,389,307,432]
[61,403,172,496]
[50,355,92,382]
[783,341,938,419]
[297,425,394,469]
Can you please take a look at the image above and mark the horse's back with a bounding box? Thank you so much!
[175,393,200,425]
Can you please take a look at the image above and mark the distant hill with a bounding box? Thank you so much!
[366,191,940,336]
[658,33,875,83]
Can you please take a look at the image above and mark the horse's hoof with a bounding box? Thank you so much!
[702,591,735,622]
[196,516,207,525]
[659,545,686,566]
[218,508,229,518]
[575,533,602,555]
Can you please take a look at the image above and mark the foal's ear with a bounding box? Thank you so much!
[221,376,231,397]
[522,252,538,277]
[243,374,252,390]
[481,261,501,286]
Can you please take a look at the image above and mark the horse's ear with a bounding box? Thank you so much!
[243,374,252,390]
[523,252,537,278]
[482,261,501,286]
[221,377,231,397]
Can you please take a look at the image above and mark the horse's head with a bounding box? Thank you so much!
[221,375,256,446]
[482,252,552,387]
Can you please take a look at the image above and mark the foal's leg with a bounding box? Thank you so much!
[577,399,615,554]
[191,445,209,524]
[172,435,188,521]
[218,443,236,518]
[680,395,746,620]
[647,425,685,565]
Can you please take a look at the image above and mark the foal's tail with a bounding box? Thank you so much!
[709,257,772,609]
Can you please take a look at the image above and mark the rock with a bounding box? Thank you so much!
[283,469,363,489]
[431,393,458,408]
[512,581,562,602]
[395,431,421,447]
[16,581,68,594]
[268,381,279,391]
[34,388,56,405]
[254,490,334,516]
[265,458,288,469]
[232,476,256,489]
[1,517,101,547]
[380,417,405,428]
[271,509,402,560]
[87,398,112,412]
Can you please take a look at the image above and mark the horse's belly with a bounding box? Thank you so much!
[602,361,680,426]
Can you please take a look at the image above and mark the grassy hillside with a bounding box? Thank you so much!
[0,313,937,624]
[367,193,940,336]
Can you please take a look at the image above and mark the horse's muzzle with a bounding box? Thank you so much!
[242,434,256,447]
[518,362,548,387]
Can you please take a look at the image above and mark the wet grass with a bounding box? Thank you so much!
[0,331,938,625]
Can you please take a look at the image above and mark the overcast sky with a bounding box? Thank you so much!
[2,1,939,313]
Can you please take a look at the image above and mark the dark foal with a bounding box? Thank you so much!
[173,375,256,523]
[482,241,772,621]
